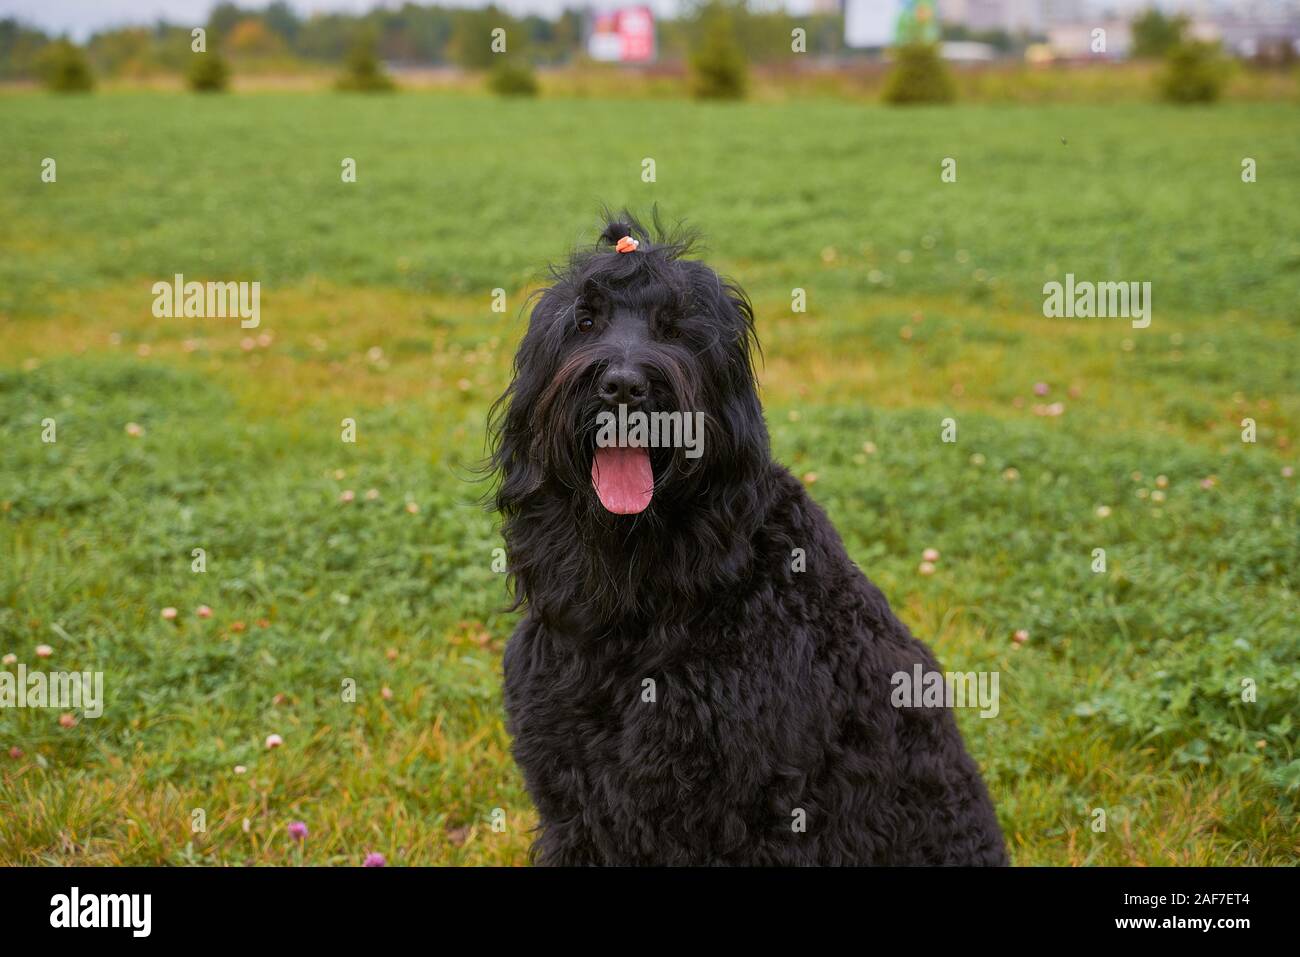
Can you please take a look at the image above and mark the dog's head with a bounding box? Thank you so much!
[490,211,767,523]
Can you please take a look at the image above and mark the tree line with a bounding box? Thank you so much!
[0,1,850,80]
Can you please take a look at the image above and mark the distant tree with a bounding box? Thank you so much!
[883,43,956,105]
[450,6,512,71]
[734,9,799,65]
[188,50,231,91]
[1132,8,1187,59]
[690,2,748,100]
[152,24,199,73]
[295,14,356,61]
[488,58,539,96]
[0,18,53,79]
[335,28,394,91]
[551,10,584,64]
[206,3,244,45]
[807,13,847,59]
[373,14,417,62]
[36,39,94,92]
[400,8,456,63]
[263,1,301,46]
[521,14,553,52]
[1160,40,1228,103]
[86,27,155,76]
[227,18,286,58]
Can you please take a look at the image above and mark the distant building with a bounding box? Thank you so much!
[859,0,1300,56]
[1047,19,1133,57]
[938,0,1048,32]
[1190,4,1300,56]
[937,0,1300,35]
[1032,0,1300,59]
[1040,0,1088,27]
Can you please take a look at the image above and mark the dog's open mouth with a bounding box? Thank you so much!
[591,446,654,515]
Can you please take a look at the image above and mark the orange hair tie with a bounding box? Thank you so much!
[615,236,639,253]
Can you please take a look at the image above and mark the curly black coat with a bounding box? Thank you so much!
[490,213,1008,866]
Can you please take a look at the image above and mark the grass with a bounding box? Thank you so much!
[0,91,1296,866]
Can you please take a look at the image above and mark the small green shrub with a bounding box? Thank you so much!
[335,29,395,93]
[488,59,539,97]
[883,43,956,105]
[36,40,95,93]
[1132,9,1188,59]
[690,2,748,101]
[1160,41,1228,103]
[187,53,231,93]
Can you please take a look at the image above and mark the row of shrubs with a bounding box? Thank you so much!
[36,33,1235,105]
[880,41,1233,105]
[35,31,539,97]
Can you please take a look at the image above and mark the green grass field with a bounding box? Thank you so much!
[0,92,1297,865]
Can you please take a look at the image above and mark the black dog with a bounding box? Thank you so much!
[490,213,1007,865]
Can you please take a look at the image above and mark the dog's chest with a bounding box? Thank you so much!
[504,624,747,803]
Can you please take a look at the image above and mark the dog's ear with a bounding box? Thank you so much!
[598,221,633,247]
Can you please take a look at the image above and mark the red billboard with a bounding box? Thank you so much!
[587,6,656,64]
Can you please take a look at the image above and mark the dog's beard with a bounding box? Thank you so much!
[493,373,769,638]
[531,348,699,519]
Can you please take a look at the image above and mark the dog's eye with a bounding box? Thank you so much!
[575,294,602,332]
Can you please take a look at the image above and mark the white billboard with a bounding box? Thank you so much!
[844,0,905,48]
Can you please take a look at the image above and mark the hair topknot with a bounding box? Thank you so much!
[591,206,698,261]
[598,221,634,247]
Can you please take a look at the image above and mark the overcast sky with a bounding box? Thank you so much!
[0,0,1223,41]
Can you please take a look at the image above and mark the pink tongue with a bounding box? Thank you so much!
[591,446,654,514]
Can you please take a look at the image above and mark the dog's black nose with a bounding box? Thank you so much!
[599,367,649,408]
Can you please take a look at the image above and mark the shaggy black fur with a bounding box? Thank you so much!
[489,212,1008,865]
